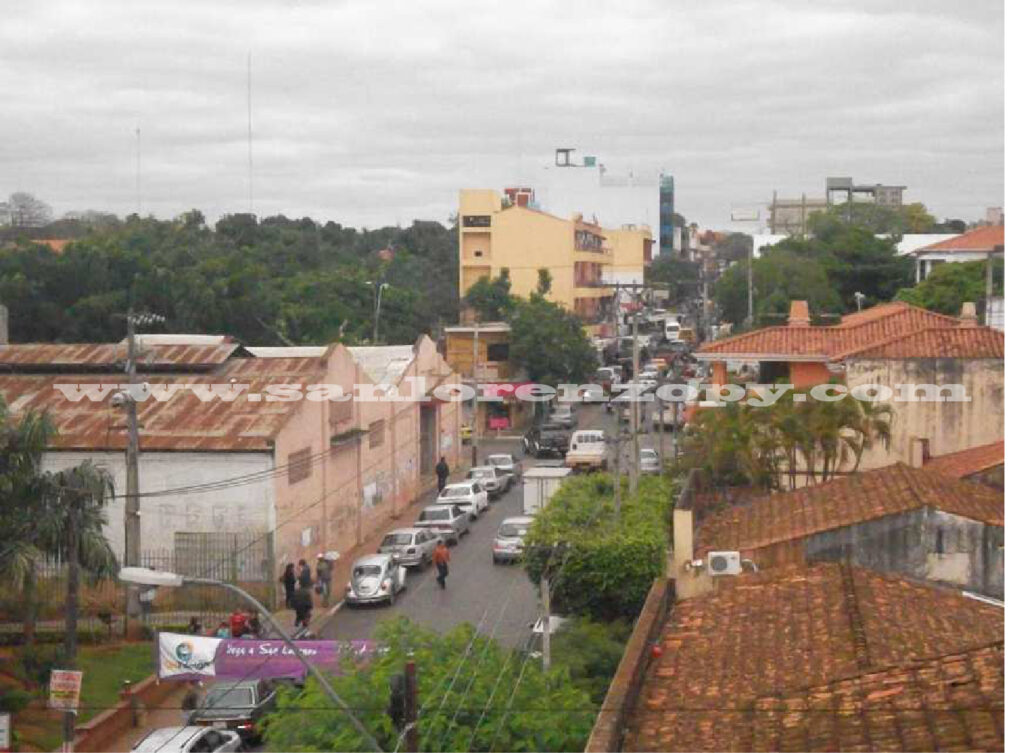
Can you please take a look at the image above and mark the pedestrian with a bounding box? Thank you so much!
[432,540,451,589]
[187,616,202,635]
[293,585,313,629]
[298,559,313,589]
[214,621,230,638]
[247,610,262,638]
[280,563,296,608]
[315,554,334,607]
[229,607,248,638]
[181,682,200,724]
[435,456,450,493]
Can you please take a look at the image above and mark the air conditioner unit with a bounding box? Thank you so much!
[707,551,742,576]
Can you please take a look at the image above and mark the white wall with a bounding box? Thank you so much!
[42,450,276,559]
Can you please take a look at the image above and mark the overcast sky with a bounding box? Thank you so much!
[0,0,1004,230]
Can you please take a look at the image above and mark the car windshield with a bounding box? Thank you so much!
[498,523,530,537]
[204,687,255,708]
[382,533,412,546]
[641,450,657,458]
[440,486,469,497]
[488,455,513,465]
[421,509,450,521]
[353,564,383,578]
[539,423,563,432]
[470,469,492,478]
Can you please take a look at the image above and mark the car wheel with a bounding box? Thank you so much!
[421,552,430,569]
[388,591,396,607]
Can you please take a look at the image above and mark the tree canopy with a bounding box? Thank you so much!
[896,258,1004,318]
[508,294,598,385]
[0,213,459,346]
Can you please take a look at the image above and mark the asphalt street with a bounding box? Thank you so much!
[319,403,676,649]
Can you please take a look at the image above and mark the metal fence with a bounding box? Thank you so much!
[0,532,276,639]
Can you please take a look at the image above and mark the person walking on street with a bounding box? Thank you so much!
[435,456,450,493]
[315,554,333,607]
[432,540,451,589]
[181,682,200,725]
[280,563,296,608]
[293,585,313,630]
[298,559,313,589]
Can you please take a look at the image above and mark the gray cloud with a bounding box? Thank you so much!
[0,0,1003,228]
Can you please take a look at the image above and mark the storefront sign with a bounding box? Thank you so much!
[158,632,342,681]
[48,670,83,712]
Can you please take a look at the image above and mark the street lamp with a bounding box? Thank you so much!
[365,281,390,344]
[118,567,382,753]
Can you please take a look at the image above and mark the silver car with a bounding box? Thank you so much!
[132,727,241,752]
[469,465,509,497]
[486,453,522,483]
[414,504,470,544]
[492,516,534,564]
[344,554,407,606]
[378,527,439,569]
[639,448,662,474]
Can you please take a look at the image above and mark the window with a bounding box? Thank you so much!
[369,419,386,448]
[330,395,353,424]
[463,215,491,227]
[288,447,313,485]
[486,342,509,361]
[935,528,945,554]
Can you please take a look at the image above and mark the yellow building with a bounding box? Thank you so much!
[458,189,652,331]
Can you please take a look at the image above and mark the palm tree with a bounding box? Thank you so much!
[0,408,57,644]
[41,461,118,663]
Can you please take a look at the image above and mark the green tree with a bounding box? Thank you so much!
[261,618,595,752]
[508,294,598,385]
[896,259,1003,318]
[536,268,552,297]
[523,474,673,620]
[463,268,513,321]
[713,233,753,264]
[714,248,841,326]
[646,255,699,305]
[807,201,936,236]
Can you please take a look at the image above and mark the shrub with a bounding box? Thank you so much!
[523,474,673,621]
[551,617,632,705]
[0,687,32,713]
[17,645,67,687]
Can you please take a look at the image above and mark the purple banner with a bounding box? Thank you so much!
[158,632,342,681]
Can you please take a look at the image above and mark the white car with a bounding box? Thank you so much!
[485,453,522,484]
[345,554,407,606]
[437,481,488,519]
[469,466,510,497]
[132,727,241,752]
[378,527,440,568]
[639,448,662,474]
[493,516,534,564]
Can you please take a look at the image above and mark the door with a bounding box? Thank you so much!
[420,405,436,476]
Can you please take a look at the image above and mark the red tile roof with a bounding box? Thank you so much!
[834,327,1004,359]
[695,464,1003,557]
[915,225,1005,254]
[749,642,1004,752]
[926,441,1005,480]
[696,301,989,362]
[624,563,1004,752]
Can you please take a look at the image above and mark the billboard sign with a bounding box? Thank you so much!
[158,632,343,681]
[48,670,83,712]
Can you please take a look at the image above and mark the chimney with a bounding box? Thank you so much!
[959,301,978,327]
[788,300,810,327]
[910,437,931,468]
[0,303,7,345]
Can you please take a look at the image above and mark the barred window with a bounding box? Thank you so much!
[288,447,313,485]
[369,419,386,448]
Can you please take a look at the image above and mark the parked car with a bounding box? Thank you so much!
[378,527,440,568]
[414,504,470,544]
[547,404,578,429]
[132,726,242,752]
[437,481,488,518]
[523,422,571,457]
[345,554,407,606]
[492,516,534,564]
[639,448,662,474]
[468,465,510,497]
[189,680,277,744]
[485,453,522,483]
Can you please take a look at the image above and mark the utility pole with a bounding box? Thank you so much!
[985,251,994,324]
[404,656,418,752]
[540,574,552,673]
[124,314,142,626]
[470,319,480,467]
[612,417,622,518]
[629,302,640,495]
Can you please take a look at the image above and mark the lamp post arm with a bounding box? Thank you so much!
[184,577,382,752]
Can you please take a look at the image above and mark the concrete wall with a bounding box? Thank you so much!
[42,450,275,560]
[846,358,1004,470]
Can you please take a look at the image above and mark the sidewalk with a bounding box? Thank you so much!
[101,684,189,752]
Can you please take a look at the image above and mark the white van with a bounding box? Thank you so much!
[565,429,608,471]
[664,320,681,342]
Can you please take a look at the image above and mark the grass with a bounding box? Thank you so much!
[76,642,154,723]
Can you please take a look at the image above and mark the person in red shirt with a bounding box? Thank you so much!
[432,541,451,589]
[228,607,247,638]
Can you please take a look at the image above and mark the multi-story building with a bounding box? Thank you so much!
[533,148,676,256]
[458,188,651,331]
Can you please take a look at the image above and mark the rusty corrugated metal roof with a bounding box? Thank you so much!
[0,342,242,370]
